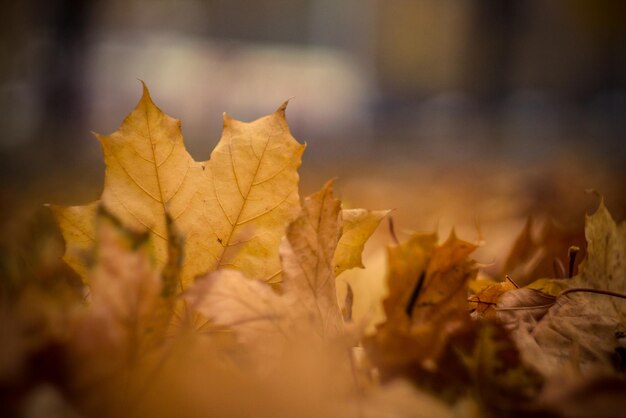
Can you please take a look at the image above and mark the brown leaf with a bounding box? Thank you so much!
[365,231,477,375]
[503,217,586,285]
[496,288,557,329]
[506,201,626,377]
[457,321,542,415]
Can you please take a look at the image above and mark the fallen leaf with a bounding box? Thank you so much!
[525,277,570,296]
[334,209,389,276]
[66,207,169,413]
[365,232,477,377]
[457,321,542,416]
[81,207,163,352]
[185,268,292,362]
[279,180,344,338]
[506,201,626,376]
[382,232,437,323]
[570,199,626,320]
[503,217,585,285]
[469,278,517,318]
[496,288,557,329]
[52,84,304,287]
[49,202,98,280]
[186,182,381,346]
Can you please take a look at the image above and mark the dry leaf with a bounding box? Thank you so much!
[52,83,304,287]
[503,217,585,284]
[49,202,98,280]
[506,201,626,376]
[496,288,557,329]
[525,278,570,296]
[186,182,383,349]
[382,232,437,323]
[77,207,163,352]
[365,232,477,376]
[185,268,292,362]
[570,199,626,320]
[334,209,389,276]
[66,207,169,414]
[280,180,345,338]
[469,278,517,318]
[457,321,542,416]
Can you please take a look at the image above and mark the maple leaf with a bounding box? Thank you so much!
[185,182,382,353]
[469,277,518,319]
[52,83,304,287]
[496,287,557,329]
[279,180,345,338]
[504,200,626,376]
[571,199,626,319]
[365,231,478,377]
[334,209,390,276]
[185,268,292,363]
[49,202,98,280]
[503,217,586,284]
[456,321,542,416]
[65,207,170,412]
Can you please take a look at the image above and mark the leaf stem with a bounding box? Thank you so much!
[567,246,580,278]
[560,287,626,301]
[388,216,399,245]
[505,275,520,288]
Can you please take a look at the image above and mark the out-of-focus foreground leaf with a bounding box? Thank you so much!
[185,182,381,355]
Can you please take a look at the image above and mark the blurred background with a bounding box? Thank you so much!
[1,0,625,283]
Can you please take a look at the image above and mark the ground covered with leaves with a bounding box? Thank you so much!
[1,85,625,418]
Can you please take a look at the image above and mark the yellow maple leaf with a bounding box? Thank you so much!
[334,208,390,276]
[186,182,380,352]
[52,83,304,287]
[469,277,518,318]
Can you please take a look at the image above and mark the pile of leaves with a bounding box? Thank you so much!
[1,85,625,418]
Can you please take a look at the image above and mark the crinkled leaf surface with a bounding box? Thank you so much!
[571,200,626,319]
[507,201,626,376]
[52,84,304,287]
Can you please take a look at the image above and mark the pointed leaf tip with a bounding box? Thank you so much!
[323,177,337,190]
[53,84,306,287]
[585,189,606,216]
[139,79,149,94]
[276,99,291,114]
[222,112,232,127]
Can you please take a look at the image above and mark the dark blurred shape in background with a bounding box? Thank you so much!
[0,0,625,239]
